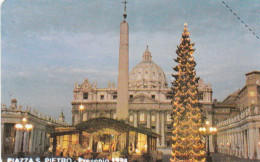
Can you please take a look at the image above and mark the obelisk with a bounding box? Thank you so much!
[116,0,129,120]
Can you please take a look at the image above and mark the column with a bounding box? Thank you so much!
[41,132,46,153]
[246,130,249,158]
[243,130,246,158]
[74,114,79,124]
[1,123,4,153]
[156,112,160,146]
[29,129,34,154]
[23,132,28,153]
[35,129,41,153]
[14,130,21,154]
[38,130,42,153]
[241,131,245,158]
[134,112,138,127]
[248,127,255,159]
[235,132,238,157]
[238,130,242,157]
[147,112,151,128]
[256,127,260,160]
[126,131,129,154]
[231,133,234,155]
[59,136,63,148]
[33,129,37,153]
[83,112,88,121]
[161,112,165,147]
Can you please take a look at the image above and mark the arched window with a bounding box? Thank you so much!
[129,115,134,122]
[113,113,117,119]
[151,115,156,122]
[140,113,145,122]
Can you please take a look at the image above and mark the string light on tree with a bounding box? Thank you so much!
[171,23,206,161]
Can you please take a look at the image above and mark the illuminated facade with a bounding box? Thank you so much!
[71,47,214,148]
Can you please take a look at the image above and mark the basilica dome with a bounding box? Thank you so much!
[129,46,168,89]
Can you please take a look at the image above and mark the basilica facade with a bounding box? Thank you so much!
[71,46,213,148]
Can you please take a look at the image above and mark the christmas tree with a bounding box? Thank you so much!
[171,23,205,162]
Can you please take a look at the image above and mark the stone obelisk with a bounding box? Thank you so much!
[116,1,129,120]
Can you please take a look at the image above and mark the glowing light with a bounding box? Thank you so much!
[25,124,33,131]
[206,121,209,125]
[135,149,140,154]
[249,91,255,96]
[79,104,85,111]
[15,124,23,129]
[22,118,27,122]
[209,127,213,132]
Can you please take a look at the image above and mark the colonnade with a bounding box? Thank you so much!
[217,124,260,160]
[13,127,49,155]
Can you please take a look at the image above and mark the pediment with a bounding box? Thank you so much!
[129,93,159,104]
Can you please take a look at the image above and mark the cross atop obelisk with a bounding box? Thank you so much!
[122,0,128,20]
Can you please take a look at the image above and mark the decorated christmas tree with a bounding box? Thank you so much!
[171,23,205,162]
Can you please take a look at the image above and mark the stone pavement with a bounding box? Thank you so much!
[162,153,260,162]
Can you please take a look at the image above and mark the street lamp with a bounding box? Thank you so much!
[15,117,33,157]
[199,121,217,162]
[79,104,85,122]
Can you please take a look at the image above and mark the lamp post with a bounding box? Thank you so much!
[15,117,33,157]
[199,121,217,162]
[79,104,85,122]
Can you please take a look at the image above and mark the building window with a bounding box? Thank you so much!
[129,115,134,122]
[151,95,155,99]
[151,115,156,122]
[113,113,117,119]
[151,126,155,129]
[199,93,203,100]
[129,95,133,99]
[83,93,88,100]
[100,95,104,100]
[167,126,172,130]
[113,95,117,100]
[140,113,145,122]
